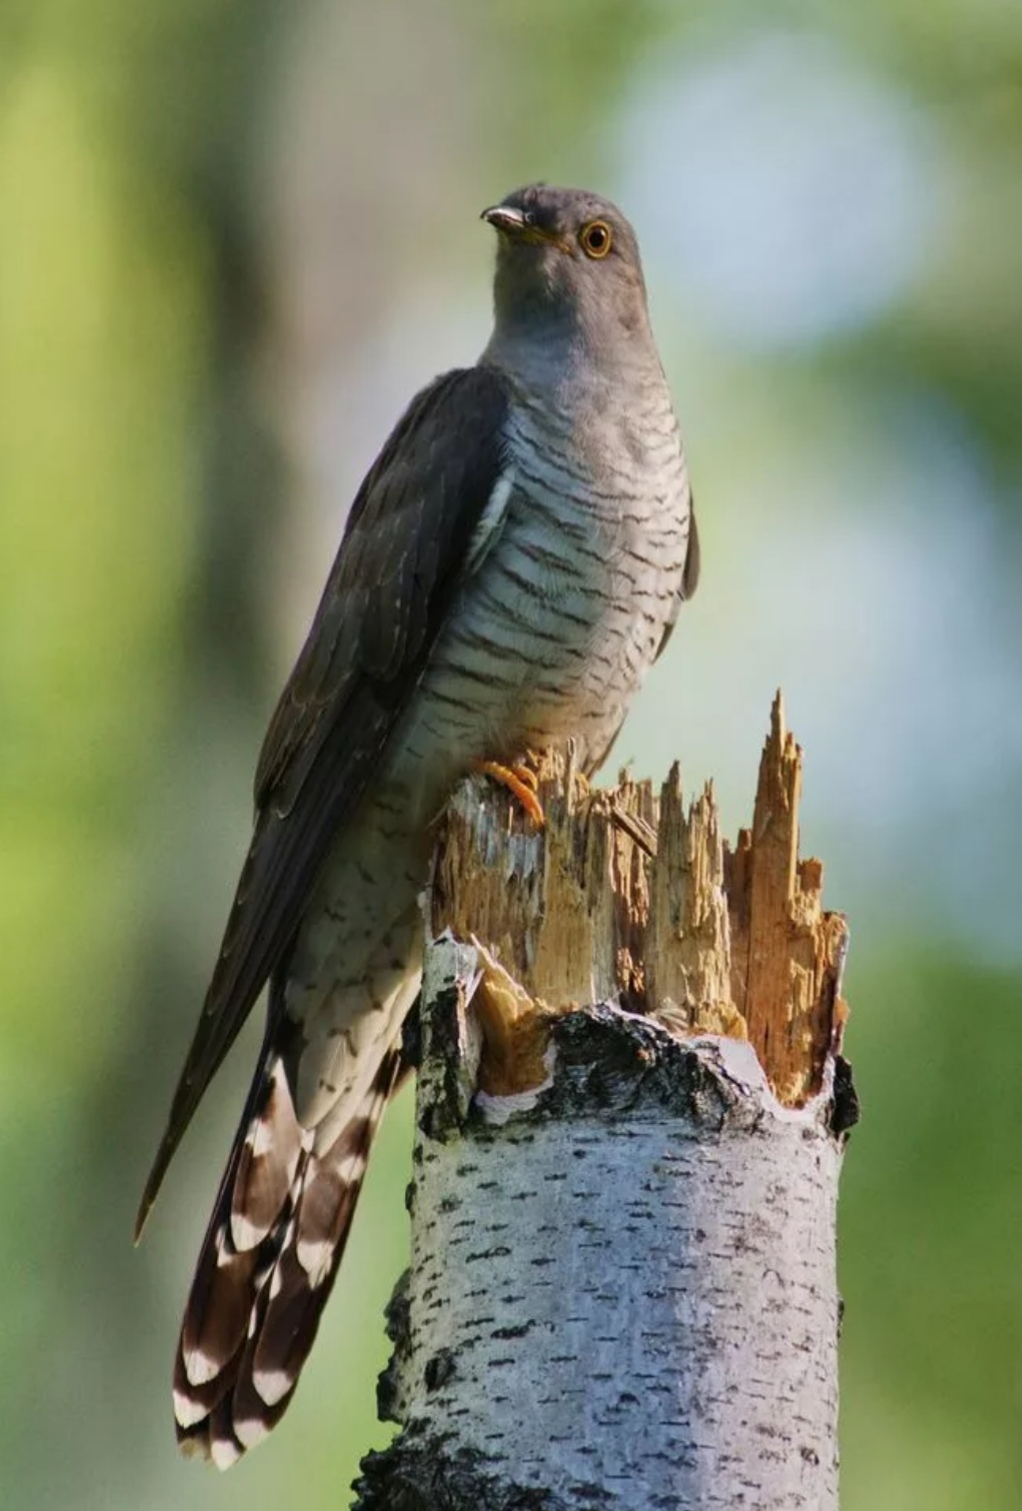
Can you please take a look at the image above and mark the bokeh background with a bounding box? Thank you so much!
[2,2,1020,1507]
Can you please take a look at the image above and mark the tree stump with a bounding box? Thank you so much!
[355,695,856,1511]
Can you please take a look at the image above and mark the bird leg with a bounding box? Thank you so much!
[475,757,546,828]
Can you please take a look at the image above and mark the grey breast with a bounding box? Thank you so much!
[428,367,692,771]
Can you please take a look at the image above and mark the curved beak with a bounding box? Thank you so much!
[481,204,531,236]
[481,203,571,253]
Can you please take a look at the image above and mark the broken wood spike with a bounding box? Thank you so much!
[726,692,848,1105]
[431,694,848,1108]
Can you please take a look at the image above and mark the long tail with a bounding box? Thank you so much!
[171,1037,402,1468]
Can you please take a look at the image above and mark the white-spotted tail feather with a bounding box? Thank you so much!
[172,1043,402,1466]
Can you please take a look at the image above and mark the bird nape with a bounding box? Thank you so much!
[138,183,699,1468]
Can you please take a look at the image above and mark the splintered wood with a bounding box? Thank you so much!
[430,695,848,1107]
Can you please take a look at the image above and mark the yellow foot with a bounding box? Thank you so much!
[476,759,546,828]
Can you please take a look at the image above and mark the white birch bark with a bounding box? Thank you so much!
[357,936,845,1511]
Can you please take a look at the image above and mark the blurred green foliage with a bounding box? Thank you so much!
[0,2,1018,1508]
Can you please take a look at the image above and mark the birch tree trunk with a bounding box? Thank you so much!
[355,697,857,1511]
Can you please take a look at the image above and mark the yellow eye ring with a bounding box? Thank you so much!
[579,219,612,259]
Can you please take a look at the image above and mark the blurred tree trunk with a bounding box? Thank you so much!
[356,701,857,1511]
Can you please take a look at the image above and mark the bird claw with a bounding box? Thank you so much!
[476,760,546,828]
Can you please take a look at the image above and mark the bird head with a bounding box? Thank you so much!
[482,184,652,354]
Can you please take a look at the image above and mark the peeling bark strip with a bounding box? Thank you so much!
[355,697,853,1511]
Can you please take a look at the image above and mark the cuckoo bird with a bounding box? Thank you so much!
[137,184,700,1466]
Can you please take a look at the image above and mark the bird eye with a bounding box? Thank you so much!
[579,220,612,259]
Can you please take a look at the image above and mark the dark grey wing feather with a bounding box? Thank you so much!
[655,497,699,663]
[681,501,700,600]
[137,365,511,1236]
